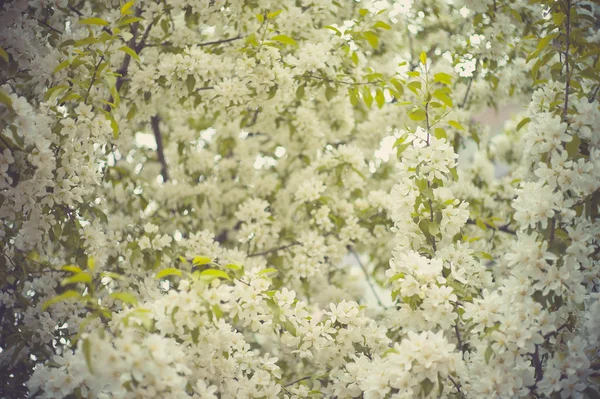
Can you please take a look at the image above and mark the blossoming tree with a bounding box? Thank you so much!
[0,0,599,397]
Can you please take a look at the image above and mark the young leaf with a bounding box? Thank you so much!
[409,108,426,121]
[61,272,93,286]
[118,46,140,63]
[42,291,83,311]
[433,72,453,85]
[109,292,138,305]
[271,35,297,46]
[448,120,465,130]
[155,268,183,279]
[267,10,283,19]
[373,21,391,30]
[192,256,211,266]
[0,89,13,109]
[199,269,231,281]
[0,47,9,63]
[79,17,110,26]
[121,1,135,15]
[362,31,379,49]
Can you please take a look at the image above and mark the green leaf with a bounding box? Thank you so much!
[53,60,70,74]
[271,35,297,46]
[409,108,426,121]
[396,142,410,157]
[199,269,231,281]
[256,14,264,23]
[87,256,95,272]
[0,89,13,109]
[267,10,283,19]
[109,292,138,305]
[434,128,447,140]
[178,256,189,264]
[121,1,135,15]
[107,114,119,139]
[82,337,93,374]
[0,47,8,63]
[373,21,391,30]
[375,89,385,108]
[421,378,435,397]
[61,265,83,273]
[433,90,453,107]
[484,345,494,364]
[362,31,379,49]
[536,33,558,51]
[419,51,427,65]
[192,256,211,266]
[325,86,337,101]
[119,16,143,26]
[79,17,110,26]
[118,46,140,63]
[407,81,421,94]
[362,86,373,108]
[359,8,369,16]
[349,87,359,106]
[351,51,359,65]
[516,117,531,131]
[389,78,404,96]
[61,272,93,287]
[42,290,83,311]
[259,268,279,276]
[324,25,342,36]
[448,120,465,130]
[186,74,196,94]
[566,134,580,158]
[433,72,453,85]
[155,268,183,279]
[387,272,405,284]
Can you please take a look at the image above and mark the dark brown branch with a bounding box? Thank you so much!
[150,115,169,182]
[104,9,150,112]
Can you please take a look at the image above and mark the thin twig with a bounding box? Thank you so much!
[424,98,437,253]
[198,34,245,47]
[448,375,463,397]
[348,246,386,309]
[247,242,301,258]
[465,219,516,235]
[150,115,169,182]
[284,375,312,387]
[459,58,478,109]
[84,55,104,104]
[562,0,571,122]
[302,73,382,86]
[454,323,464,358]
[36,18,64,34]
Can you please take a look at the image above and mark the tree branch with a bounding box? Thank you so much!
[150,115,169,182]
[348,246,386,309]
[248,242,301,258]
[562,0,571,122]
[466,219,516,235]
[84,55,104,104]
